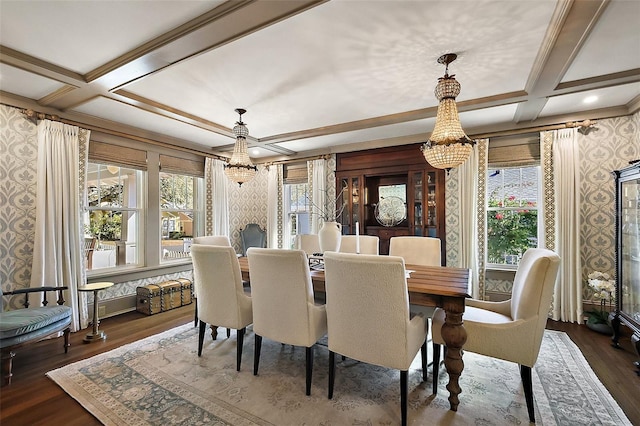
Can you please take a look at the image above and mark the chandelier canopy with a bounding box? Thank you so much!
[421,53,476,171]
[224,108,257,186]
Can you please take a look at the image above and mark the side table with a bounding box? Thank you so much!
[79,282,114,343]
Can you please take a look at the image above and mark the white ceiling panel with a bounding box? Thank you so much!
[0,0,221,74]
[562,0,640,82]
[72,97,231,148]
[125,0,554,137]
[0,63,67,100]
[539,83,640,118]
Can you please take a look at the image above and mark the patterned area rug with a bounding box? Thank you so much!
[47,324,631,425]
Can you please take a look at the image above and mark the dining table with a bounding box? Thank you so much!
[235,256,471,411]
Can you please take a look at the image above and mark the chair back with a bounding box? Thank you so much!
[389,236,441,266]
[191,244,251,328]
[241,223,267,255]
[84,237,96,269]
[295,234,320,256]
[193,235,231,246]
[324,252,415,369]
[247,248,325,347]
[338,235,379,254]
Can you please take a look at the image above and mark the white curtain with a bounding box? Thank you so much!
[204,158,229,236]
[458,140,487,299]
[541,129,582,322]
[267,164,284,248]
[309,158,327,234]
[31,120,90,332]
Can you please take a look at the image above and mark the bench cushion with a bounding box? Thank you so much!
[0,306,72,342]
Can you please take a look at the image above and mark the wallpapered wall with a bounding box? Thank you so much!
[227,165,269,253]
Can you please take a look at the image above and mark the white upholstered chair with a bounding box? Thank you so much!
[323,251,428,426]
[431,248,560,424]
[389,236,441,267]
[190,244,253,371]
[193,235,231,246]
[191,236,232,327]
[295,234,321,256]
[247,248,327,395]
[338,235,379,254]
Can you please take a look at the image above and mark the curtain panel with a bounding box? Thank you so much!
[309,158,327,234]
[267,164,284,248]
[541,129,582,322]
[30,120,90,332]
[204,158,230,236]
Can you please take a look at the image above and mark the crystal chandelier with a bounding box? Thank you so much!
[224,108,257,186]
[421,53,476,171]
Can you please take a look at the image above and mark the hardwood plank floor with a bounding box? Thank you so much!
[1,306,639,425]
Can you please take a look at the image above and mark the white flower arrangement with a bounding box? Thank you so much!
[586,271,616,325]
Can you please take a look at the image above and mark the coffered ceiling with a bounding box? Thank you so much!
[1,0,639,161]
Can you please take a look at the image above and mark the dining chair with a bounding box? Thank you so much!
[323,251,428,426]
[389,236,441,319]
[240,223,267,256]
[190,244,253,371]
[338,235,379,254]
[246,248,327,396]
[295,234,321,256]
[431,248,560,424]
[191,235,233,327]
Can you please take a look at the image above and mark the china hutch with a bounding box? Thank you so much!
[335,144,446,259]
[611,161,640,375]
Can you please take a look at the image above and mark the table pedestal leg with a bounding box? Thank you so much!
[441,297,467,411]
[84,289,106,342]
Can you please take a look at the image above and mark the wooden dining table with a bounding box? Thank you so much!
[235,256,471,411]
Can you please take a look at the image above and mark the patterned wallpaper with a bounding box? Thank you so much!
[0,105,37,309]
[227,165,269,253]
[579,114,639,300]
[445,168,460,267]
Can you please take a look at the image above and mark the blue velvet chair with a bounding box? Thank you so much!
[240,223,267,256]
[0,286,72,385]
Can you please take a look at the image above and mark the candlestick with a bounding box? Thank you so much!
[355,221,360,254]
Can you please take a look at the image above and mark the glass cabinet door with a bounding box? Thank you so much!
[412,171,423,236]
[620,178,640,321]
[426,171,437,237]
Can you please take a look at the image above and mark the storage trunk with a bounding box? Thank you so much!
[136,278,192,315]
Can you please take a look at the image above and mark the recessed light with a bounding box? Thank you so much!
[583,95,598,104]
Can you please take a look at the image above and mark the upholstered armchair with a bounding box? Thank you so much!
[0,286,72,385]
[338,235,379,254]
[190,244,253,371]
[431,248,560,424]
[247,248,327,395]
[323,252,428,426]
[240,223,267,256]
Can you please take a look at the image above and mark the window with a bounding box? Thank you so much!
[160,172,204,261]
[86,163,144,270]
[285,182,310,248]
[486,166,539,267]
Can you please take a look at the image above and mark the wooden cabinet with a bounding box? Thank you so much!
[612,162,640,375]
[336,144,446,258]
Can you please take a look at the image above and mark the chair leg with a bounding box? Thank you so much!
[193,300,198,327]
[236,327,245,372]
[198,320,206,356]
[1,350,14,386]
[328,350,336,399]
[254,334,262,376]
[227,328,231,338]
[400,370,408,426]
[63,327,71,353]
[305,345,314,396]
[420,340,427,381]
[432,343,441,394]
[520,365,535,423]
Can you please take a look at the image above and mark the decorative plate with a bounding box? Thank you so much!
[374,196,406,227]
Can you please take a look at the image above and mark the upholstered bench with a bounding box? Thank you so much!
[0,286,72,385]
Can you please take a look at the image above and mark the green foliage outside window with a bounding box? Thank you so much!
[487,195,538,265]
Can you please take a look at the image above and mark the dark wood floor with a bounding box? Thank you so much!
[1,305,639,425]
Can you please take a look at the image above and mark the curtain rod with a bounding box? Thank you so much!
[263,154,332,167]
[471,119,597,139]
[6,104,229,162]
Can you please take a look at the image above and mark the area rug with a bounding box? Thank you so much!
[47,324,631,425]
